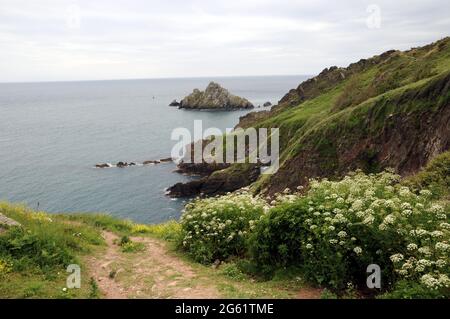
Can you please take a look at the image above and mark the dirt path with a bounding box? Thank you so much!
[84,231,220,299]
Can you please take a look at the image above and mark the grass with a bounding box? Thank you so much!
[404,150,450,198]
[221,37,450,195]
[0,202,104,298]
[0,202,317,299]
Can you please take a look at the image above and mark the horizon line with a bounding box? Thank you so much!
[0,73,313,85]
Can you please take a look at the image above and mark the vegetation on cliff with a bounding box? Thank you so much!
[170,37,450,197]
[176,169,450,298]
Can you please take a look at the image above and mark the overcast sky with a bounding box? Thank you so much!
[1,0,449,82]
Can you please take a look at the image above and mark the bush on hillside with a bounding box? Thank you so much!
[179,190,266,263]
[249,170,450,293]
[405,151,450,198]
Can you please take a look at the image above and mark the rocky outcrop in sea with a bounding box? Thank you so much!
[178,82,254,110]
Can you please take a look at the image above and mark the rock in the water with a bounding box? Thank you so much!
[179,82,254,110]
[143,160,160,165]
[116,161,128,168]
[95,163,111,168]
[159,157,173,163]
[263,101,272,107]
[167,163,260,197]
[169,99,180,107]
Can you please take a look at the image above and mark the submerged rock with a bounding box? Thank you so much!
[143,160,160,165]
[178,82,254,110]
[169,99,180,107]
[95,163,111,168]
[116,162,128,168]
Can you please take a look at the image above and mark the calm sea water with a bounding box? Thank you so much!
[0,76,307,223]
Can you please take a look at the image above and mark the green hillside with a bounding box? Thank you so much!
[231,37,450,195]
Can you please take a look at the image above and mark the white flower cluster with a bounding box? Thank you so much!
[179,189,266,259]
[283,170,449,289]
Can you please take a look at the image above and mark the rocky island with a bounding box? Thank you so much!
[175,81,254,110]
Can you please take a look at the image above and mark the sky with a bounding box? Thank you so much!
[0,0,449,82]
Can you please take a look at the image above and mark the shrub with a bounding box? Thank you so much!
[405,150,450,198]
[0,258,12,277]
[379,280,448,299]
[0,227,73,271]
[118,235,144,253]
[179,190,267,263]
[250,170,450,293]
[138,221,181,241]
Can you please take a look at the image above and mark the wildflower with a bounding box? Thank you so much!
[429,204,444,214]
[421,274,439,289]
[363,215,375,225]
[418,246,432,256]
[401,209,413,217]
[356,211,365,218]
[337,231,347,238]
[401,202,412,210]
[435,242,449,252]
[410,229,428,237]
[399,187,411,197]
[353,247,363,255]
[407,243,418,251]
[419,189,432,197]
[440,222,450,230]
[306,244,313,250]
[415,259,432,272]
[352,200,364,211]
[383,214,396,225]
[390,254,404,263]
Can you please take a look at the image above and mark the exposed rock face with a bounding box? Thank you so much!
[166,37,450,199]
[167,164,260,197]
[179,82,254,110]
[175,162,230,175]
[236,110,271,129]
[263,101,272,107]
[262,70,450,196]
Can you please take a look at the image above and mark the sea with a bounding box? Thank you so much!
[0,75,308,223]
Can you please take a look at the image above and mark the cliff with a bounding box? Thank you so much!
[168,37,450,197]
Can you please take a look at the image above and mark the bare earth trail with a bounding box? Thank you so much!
[84,231,322,299]
[85,231,220,298]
